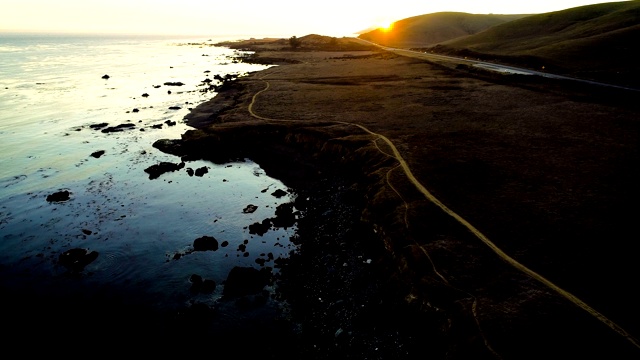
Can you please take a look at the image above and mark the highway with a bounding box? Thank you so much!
[354,38,639,92]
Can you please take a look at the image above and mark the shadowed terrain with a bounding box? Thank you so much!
[359,1,640,88]
[156,34,640,359]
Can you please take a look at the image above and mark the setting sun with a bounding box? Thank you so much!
[378,20,394,32]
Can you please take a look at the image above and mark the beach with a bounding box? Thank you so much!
[155,37,640,358]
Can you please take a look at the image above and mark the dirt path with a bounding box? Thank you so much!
[247,68,640,352]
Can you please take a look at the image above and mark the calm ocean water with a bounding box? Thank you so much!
[0,33,299,331]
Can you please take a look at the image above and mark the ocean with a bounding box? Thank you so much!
[0,33,300,337]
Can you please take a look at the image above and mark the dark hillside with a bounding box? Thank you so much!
[358,12,530,48]
[428,1,640,87]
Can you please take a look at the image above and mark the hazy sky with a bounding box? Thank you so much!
[0,0,627,38]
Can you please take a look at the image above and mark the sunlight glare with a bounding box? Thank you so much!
[376,18,395,32]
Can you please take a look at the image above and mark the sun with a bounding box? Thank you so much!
[370,16,394,32]
[378,20,394,32]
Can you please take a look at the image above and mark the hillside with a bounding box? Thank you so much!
[358,12,530,48]
[425,1,640,88]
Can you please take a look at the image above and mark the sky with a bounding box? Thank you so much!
[0,1,628,39]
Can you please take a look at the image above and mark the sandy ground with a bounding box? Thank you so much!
[172,39,640,359]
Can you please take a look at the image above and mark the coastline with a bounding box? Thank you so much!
[156,36,640,358]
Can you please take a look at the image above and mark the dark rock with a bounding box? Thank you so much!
[46,190,71,202]
[186,168,194,176]
[89,122,109,130]
[190,274,203,293]
[169,106,182,110]
[249,218,271,236]
[101,123,136,133]
[221,241,229,247]
[293,193,309,211]
[152,139,184,155]
[144,161,185,180]
[222,266,269,297]
[243,204,258,213]
[193,235,219,251]
[132,108,140,112]
[201,279,216,294]
[272,202,297,228]
[164,82,184,86]
[58,248,99,272]
[141,93,149,97]
[164,120,176,126]
[151,124,163,129]
[101,74,110,79]
[194,166,208,177]
[90,150,105,158]
[271,189,288,198]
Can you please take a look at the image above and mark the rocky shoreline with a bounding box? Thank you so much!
[151,72,517,359]
[152,114,444,358]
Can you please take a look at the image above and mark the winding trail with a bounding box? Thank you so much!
[246,69,640,352]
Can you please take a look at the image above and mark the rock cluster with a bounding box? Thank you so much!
[58,248,99,273]
[144,161,185,179]
[46,190,71,202]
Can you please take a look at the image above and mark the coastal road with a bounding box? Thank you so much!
[353,38,639,92]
